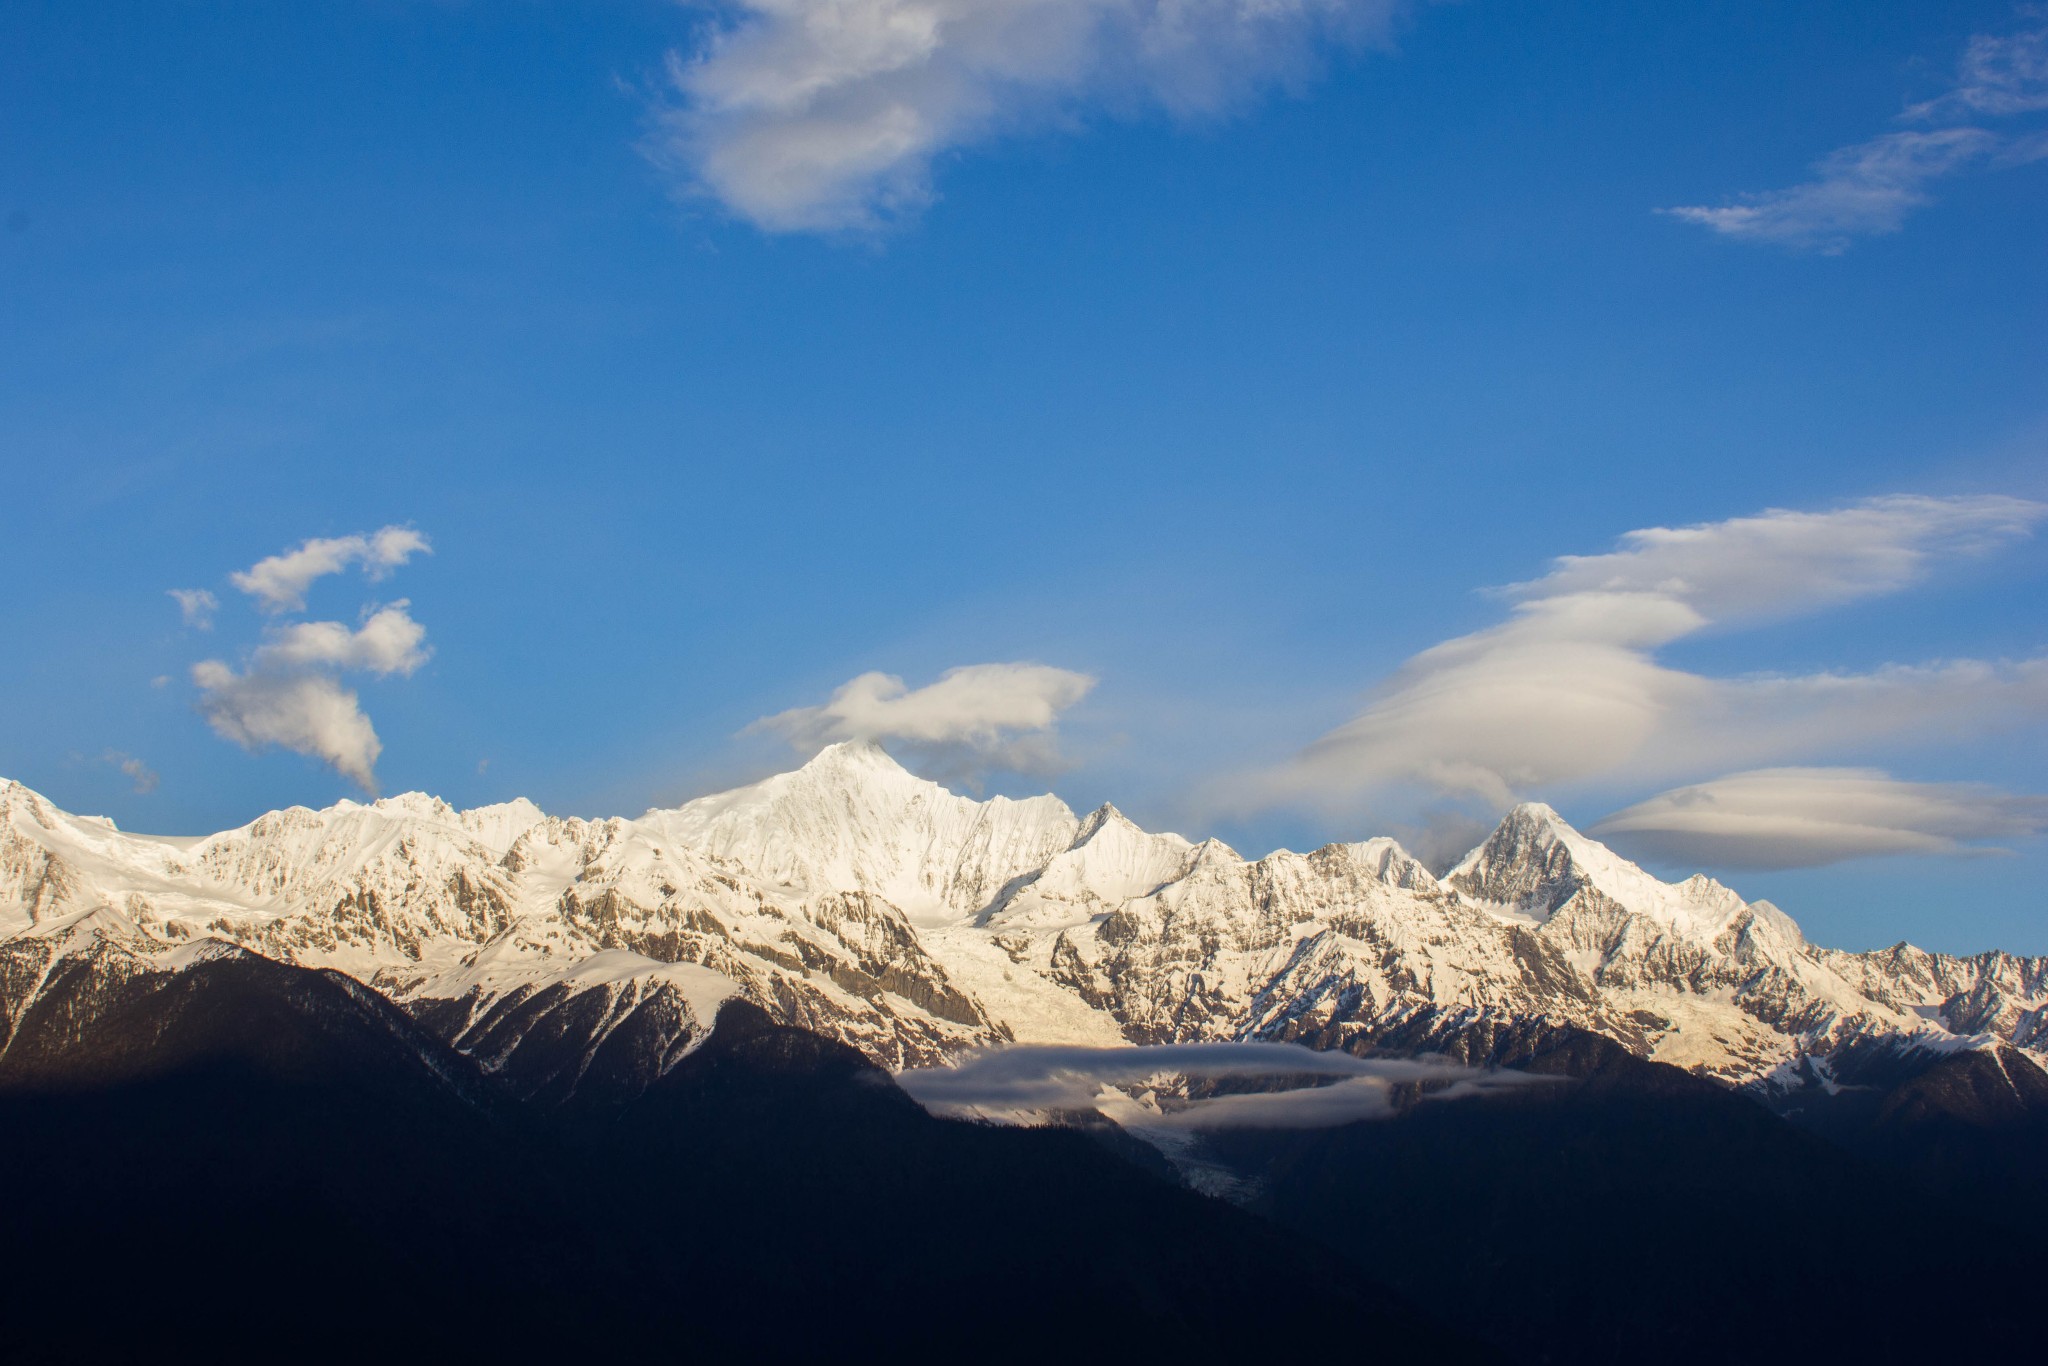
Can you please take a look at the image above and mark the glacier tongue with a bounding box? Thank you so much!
[4,755,2045,1099]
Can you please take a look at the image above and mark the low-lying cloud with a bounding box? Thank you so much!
[1593,767,2048,870]
[1665,16,2048,251]
[751,662,1095,776]
[896,1039,1542,1130]
[1236,494,2048,819]
[651,0,1405,231]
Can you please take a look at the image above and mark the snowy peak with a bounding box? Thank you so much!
[802,736,909,774]
[1446,802,1591,918]
[649,742,1079,923]
[985,802,1198,927]
[1339,837,1440,893]
[1445,801,1759,940]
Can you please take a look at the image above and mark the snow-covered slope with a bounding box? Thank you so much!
[647,740,1079,925]
[3,748,2042,1100]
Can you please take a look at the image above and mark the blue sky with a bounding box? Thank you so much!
[3,0,2044,953]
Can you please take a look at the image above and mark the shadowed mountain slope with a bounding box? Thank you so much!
[1197,1030,2041,1365]
[0,963,1481,1362]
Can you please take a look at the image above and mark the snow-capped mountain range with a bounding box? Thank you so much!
[4,740,2043,1103]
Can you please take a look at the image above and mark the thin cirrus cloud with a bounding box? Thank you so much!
[896,1040,1546,1129]
[650,0,1404,232]
[167,588,218,630]
[1664,16,2048,251]
[749,662,1096,776]
[1236,494,2048,819]
[188,531,434,794]
[92,750,160,796]
[1591,767,2048,871]
[228,525,431,614]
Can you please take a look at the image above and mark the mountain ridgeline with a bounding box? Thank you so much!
[4,743,2046,1361]
[7,741,2042,1095]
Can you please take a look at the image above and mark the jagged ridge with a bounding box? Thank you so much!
[4,746,2042,1103]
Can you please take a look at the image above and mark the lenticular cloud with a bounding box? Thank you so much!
[1592,768,2048,871]
[1237,494,2048,814]
[653,0,1405,231]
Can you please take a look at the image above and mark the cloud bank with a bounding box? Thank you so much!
[229,526,431,614]
[1240,494,2048,818]
[652,0,1404,231]
[1666,16,2048,251]
[896,1039,1541,1129]
[751,661,1095,775]
[1592,767,2048,870]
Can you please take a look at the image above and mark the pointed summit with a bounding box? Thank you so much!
[1073,802,1145,843]
[799,737,908,774]
[1448,800,1757,934]
[1447,800,1633,919]
[1342,836,1440,893]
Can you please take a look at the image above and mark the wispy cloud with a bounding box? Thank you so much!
[750,661,1095,776]
[649,0,1405,232]
[1592,767,2048,871]
[896,1039,1542,1129]
[1907,17,2048,120]
[167,588,218,630]
[1237,495,2048,816]
[1665,14,2048,251]
[87,749,160,795]
[229,526,430,614]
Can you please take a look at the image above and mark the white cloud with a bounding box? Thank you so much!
[1665,17,2048,251]
[1505,493,2044,620]
[190,607,431,791]
[652,0,1403,231]
[750,661,1096,773]
[1242,494,2048,814]
[192,663,383,792]
[1592,768,2048,870]
[167,588,218,630]
[255,603,431,678]
[229,526,431,614]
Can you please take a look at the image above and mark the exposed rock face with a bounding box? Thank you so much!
[3,749,2043,1102]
